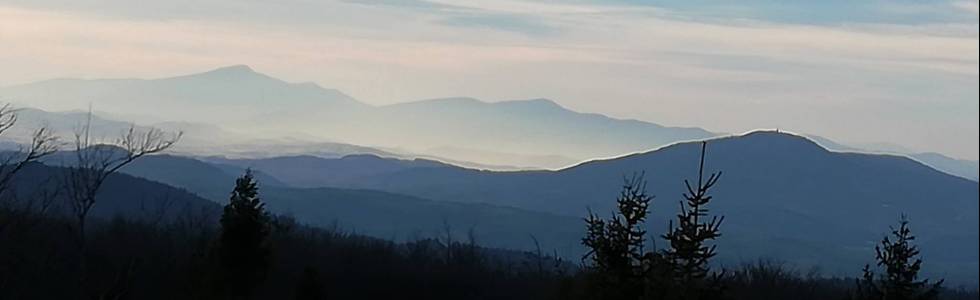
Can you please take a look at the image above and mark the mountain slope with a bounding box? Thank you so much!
[422,146,579,170]
[305,131,978,282]
[260,186,583,254]
[909,152,979,181]
[10,163,221,223]
[203,154,453,188]
[34,152,586,255]
[808,134,979,181]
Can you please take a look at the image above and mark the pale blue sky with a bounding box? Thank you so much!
[0,0,977,159]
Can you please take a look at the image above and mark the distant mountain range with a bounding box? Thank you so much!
[5,107,243,153]
[807,134,979,181]
[1,65,716,166]
[361,97,715,160]
[3,106,525,171]
[218,131,978,282]
[105,153,584,255]
[1,65,362,125]
[908,152,978,181]
[7,65,975,176]
[7,105,976,183]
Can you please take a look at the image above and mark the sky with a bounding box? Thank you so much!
[0,0,977,160]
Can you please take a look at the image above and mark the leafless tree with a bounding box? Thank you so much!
[0,104,60,232]
[64,123,181,243]
[61,115,180,289]
[441,217,454,263]
[0,104,60,199]
[530,234,545,276]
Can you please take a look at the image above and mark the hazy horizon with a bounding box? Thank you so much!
[5,64,977,162]
[1,0,977,160]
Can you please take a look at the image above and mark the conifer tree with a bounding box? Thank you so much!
[582,174,655,299]
[661,141,724,299]
[857,215,942,300]
[217,170,271,299]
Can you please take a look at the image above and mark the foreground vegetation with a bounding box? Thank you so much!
[1,185,976,299]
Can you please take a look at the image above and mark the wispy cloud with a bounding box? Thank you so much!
[439,14,558,36]
[953,0,980,13]
[569,0,979,25]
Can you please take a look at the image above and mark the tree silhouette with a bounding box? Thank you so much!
[661,141,724,299]
[856,215,942,300]
[0,103,59,233]
[60,112,179,294]
[216,170,271,299]
[582,173,655,299]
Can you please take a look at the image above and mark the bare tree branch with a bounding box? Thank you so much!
[59,113,181,290]
[0,103,61,238]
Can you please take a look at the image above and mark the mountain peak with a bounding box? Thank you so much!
[159,64,275,84]
[500,98,563,109]
[587,130,827,167]
[697,130,830,156]
[190,64,267,79]
[207,64,255,74]
[731,130,822,145]
[740,129,807,140]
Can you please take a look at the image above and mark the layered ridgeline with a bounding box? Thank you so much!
[0,107,539,171]
[1,65,714,167]
[27,151,583,255]
[3,66,976,283]
[807,135,979,181]
[18,131,979,284]
[9,105,975,181]
[2,107,243,153]
[7,65,975,175]
[215,131,979,284]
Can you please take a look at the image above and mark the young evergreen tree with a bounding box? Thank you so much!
[856,215,942,300]
[661,141,724,299]
[217,170,271,299]
[582,173,655,300]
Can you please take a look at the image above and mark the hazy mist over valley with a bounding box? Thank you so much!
[1,1,977,299]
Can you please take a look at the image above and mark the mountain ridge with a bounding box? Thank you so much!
[319,130,978,282]
[81,130,978,284]
[1,65,720,163]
